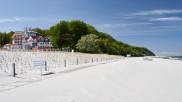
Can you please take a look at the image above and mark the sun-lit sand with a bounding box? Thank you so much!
[1,56,182,102]
[0,51,121,90]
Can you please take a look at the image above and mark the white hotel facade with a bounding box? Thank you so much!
[4,27,52,50]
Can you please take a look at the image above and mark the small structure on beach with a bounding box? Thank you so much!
[127,54,131,57]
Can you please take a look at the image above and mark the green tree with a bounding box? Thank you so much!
[33,28,42,34]
[33,28,49,36]
[69,20,88,50]
[0,32,13,48]
[49,21,70,49]
[7,31,14,44]
[86,24,98,34]
[76,34,101,53]
[44,20,155,56]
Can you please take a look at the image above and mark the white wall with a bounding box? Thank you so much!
[37,42,52,47]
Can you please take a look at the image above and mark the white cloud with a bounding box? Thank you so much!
[155,25,182,29]
[133,9,182,16]
[0,17,22,23]
[149,17,182,21]
[0,17,60,23]
[97,23,153,29]
[109,25,182,36]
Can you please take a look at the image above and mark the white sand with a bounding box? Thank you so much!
[0,57,182,102]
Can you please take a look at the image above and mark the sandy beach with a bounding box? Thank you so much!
[0,57,182,102]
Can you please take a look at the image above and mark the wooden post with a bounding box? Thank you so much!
[45,61,47,71]
[85,58,87,64]
[40,68,42,75]
[76,58,78,65]
[13,63,16,77]
[64,60,66,67]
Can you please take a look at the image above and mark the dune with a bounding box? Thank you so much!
[0,57,182,102]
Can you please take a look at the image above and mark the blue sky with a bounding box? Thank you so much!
[0,0,182,56]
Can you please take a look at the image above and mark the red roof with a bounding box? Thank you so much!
[25,37,29,40]
[12,34,24,39]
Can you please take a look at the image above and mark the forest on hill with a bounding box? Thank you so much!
[0,20,155,56]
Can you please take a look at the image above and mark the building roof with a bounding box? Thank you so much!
[12,33,24,39]
[4,43,19,46]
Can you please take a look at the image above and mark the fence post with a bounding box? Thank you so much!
[45,61,47,71]
[13,63,16,77]
[64,60,66,67]
[76,58,78,65]
[85,58,87,64]
[40,68,42,75]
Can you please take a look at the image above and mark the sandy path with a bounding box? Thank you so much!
[0,57,182,102]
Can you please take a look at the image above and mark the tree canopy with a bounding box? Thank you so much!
[0,31,13,48]
[76,34,101,53]
[0,20,155,56]
[47,20,155,56]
